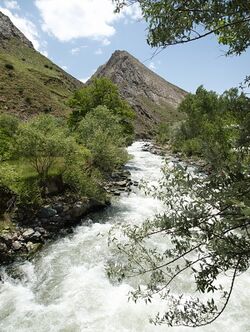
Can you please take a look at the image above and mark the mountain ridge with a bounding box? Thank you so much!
[91,50,187,136]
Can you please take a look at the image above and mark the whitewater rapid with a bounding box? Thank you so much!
[0,142,249,332]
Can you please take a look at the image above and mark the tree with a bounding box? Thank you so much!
[69,77,135,143]
[107,86,250,327]
[108,1,250,327]
[77,105,129,175]
[16,115,69,181]
[173,86,250,169]
[114,0,250,55]
[107,161,250,327]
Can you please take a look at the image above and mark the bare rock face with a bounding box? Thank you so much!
[0,11,33,48]
[91,50,187,137]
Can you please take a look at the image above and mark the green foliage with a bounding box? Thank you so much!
[15,176,42,206]
[114,0,250,55]
[69,77,135,143]
[14,115,103,200]
[15,115,68,181]
[77,106,129,175]
[61,138,104,199]
[155,122,171,145]
[0,163,19,188]
[173,86,250,169]
[0,110,124,204]
[0,114,19,161]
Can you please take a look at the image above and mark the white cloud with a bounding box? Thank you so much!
[3,0,20,10]
[80,77,90,83]
[40,50,48,57]
[95,48,103,55]
[0,7,41,50]
[149,62,156,70]
[71,47,80,55]
[35,0,142,42]
[102,38,111,46]
[123,3,142,20]
[62,65,68,71]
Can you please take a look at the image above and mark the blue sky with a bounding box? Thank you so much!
[0,0,249,94]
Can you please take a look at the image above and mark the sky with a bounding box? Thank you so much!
[0,0,249,94]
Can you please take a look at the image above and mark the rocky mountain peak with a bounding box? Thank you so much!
[0,11,33,48]
[92,50,187,137]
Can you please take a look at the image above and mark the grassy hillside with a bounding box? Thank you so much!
[0,38,83,118]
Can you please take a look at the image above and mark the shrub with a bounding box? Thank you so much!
[77,106,129,175]
[0,114,19,161]
[18,87,24,95]
[69,77,135,143]
[155,122,170,145]
[25,97,31,104]
[5,63,14,70]
[44,106,52,113]
[15,176,42,206]
[15,115,68,181]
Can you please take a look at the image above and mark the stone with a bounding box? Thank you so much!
[34,227,46,234]
[0,242,8,252]
[70,202,88,218]
[31,231,42,240]
[26,242,42,254]
[0,184,16,214]
[50,215,62,223]
[12,241,22,251]
[38,207,57,219]
[45,175,64,195]
[88,198,107,211]
[0,234,13,246]
[22,229,35,239]
[17,235,24,242]
[52,203,64,214]
[115,180,127,187]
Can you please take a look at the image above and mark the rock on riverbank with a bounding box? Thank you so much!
[0,168,136,266]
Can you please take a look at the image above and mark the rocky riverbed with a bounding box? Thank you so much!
[142,141,212,174]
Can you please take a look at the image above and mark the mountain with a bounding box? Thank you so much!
[0,11,186,135]
[91,50,187,137]
[0,11,83,118]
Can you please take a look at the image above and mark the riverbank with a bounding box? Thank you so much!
[142,141,212,173]
[0,168,136,266]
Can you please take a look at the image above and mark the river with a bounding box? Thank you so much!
[0,142,249,332]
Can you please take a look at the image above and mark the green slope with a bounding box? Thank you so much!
[0,38,83,118]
